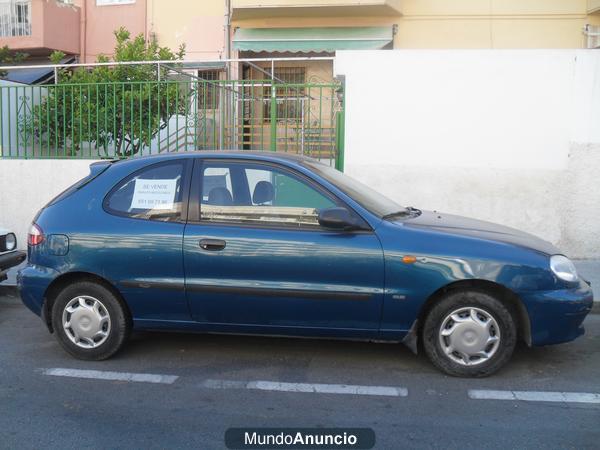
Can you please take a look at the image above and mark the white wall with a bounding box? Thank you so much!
[1,50,599,258]
[335,49,600,258]
[0,160,97,250]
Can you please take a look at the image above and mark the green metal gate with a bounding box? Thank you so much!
[0,78,345,170]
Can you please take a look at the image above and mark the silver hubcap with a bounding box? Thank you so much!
[438,307,501,366]
[62,296,111,349]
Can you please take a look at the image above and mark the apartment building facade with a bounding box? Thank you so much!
[1,1,599,155]
[1,1,599,62]
[0,1,599,257]
[146,0,600,82]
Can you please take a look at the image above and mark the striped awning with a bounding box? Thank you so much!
[233,27,393,53]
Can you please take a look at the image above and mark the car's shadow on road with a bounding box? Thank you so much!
[121,329,438,378]
[112,317,599,382]
[3,293,598,383]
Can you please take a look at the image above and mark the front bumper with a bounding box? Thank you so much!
[521,279,594,346]
[0,250,26,282]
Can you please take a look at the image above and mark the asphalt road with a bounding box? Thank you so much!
[1,287,599,450]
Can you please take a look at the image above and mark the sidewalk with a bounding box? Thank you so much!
[574,260,599,304]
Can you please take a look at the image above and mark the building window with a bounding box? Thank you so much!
[0,0,32,38]
[96,0,136,6]
[197,70,222,110]
[585,25,600,49]
[15,1,27,23]
[263,67,306,122]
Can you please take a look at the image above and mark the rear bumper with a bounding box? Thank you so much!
[17,263,59,317]
[0,251,26,282]
[521,280,594,346]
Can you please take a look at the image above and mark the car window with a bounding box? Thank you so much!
[202,167,233,203]
[105,161,186,222]
[200,162,337,228]
[302,159,405,218]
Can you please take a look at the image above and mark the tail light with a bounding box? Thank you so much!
[27,223,44,246]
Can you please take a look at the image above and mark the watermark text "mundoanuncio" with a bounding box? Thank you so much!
[225,428,375,449]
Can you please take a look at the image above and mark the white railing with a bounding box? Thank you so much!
[0,0,31,38]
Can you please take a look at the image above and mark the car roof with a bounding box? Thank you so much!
[107,150,318,168]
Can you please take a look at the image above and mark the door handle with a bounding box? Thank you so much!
[199,239,226,251]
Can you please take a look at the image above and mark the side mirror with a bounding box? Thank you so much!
[317,207,366,231]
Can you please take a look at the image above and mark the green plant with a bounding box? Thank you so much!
[21,28,186,157]
[0,45,28,77]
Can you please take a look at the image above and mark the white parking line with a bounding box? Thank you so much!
[468,389,600,404]
[200,379,408,397]
[42,370,597,404]
[42,368,178,384]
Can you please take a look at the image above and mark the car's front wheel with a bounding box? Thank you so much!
[51,281,130,360]
[422,290,517,377]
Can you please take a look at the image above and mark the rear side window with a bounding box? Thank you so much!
[104,161,187,222]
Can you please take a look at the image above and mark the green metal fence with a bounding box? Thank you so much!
[0,78,345,169]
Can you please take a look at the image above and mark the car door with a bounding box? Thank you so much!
[101,158,192,321]
[183,158,385,336]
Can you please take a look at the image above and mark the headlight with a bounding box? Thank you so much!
[550,255,578,282]
[5,233,16,251]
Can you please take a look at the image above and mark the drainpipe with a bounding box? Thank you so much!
[144,0,148,42]
[225,0,231,77]
[80,0,87,63]
[222,0,231,148]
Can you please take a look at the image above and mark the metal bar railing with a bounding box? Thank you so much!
[0,78,343,165]
[0,56,335,74]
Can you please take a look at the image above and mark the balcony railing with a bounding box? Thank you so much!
[0,0,31,38]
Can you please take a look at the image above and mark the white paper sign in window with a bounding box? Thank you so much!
[130,179,177,210]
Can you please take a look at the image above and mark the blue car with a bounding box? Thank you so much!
[18,152,593,377]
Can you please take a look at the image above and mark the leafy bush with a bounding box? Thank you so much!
[20,28,187,157]
[0,45,28,77]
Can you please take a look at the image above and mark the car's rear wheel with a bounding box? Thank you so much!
[422,290,517,377]
[51,281,130,360]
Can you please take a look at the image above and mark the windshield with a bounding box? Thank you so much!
[303,160,405,218]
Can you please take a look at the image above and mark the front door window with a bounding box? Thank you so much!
[199,162,337,228]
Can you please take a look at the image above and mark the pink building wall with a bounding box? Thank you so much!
[146,0,226,60]
[0,1,226,63]
[74,0,147,63]
[0,0,80,56]
[41,0,81,55]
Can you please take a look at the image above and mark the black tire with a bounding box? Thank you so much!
[422,290,517,377]
[51,281,130,360]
